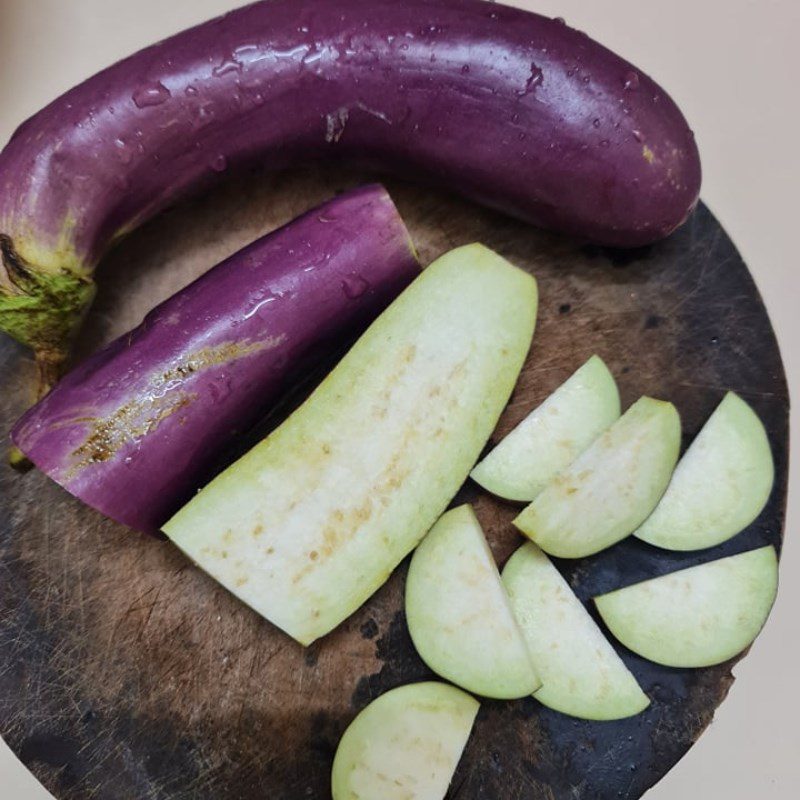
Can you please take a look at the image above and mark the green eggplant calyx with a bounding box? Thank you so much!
[0,234,96,394]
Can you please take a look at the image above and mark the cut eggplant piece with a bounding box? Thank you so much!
[514,397,681,558]
[11,186,418,535]
[635,392,774,551]
[331,681,479,800]
[595,546,778,668]
[163,245,538,645]
[405,506,541,700]
[471,355,620,502]
[502,542,650,720]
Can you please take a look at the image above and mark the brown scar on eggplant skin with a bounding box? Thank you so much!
[62,337,284,476]
[66,393,196,475]
[159,337,285,382]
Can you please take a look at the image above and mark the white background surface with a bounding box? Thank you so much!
[0,0,797,797]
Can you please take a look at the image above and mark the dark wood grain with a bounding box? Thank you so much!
[0,166,789,800]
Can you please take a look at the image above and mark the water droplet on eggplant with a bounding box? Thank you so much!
[342,275,370,299]
[209,377,233,403]
[213,57,243,78]
[516,63,543,97]
[302,47,325,66]
[113,137,135,165]
[624,71,640,91]
[210,154,228,172]
[244,291,279,320]
[132,82,171,108]
[234,44,259,59]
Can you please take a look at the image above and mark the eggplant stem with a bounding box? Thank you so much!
[0,233,95,395]
[8,446,33,473]
[1,235,92,469]
[35,350,68,398]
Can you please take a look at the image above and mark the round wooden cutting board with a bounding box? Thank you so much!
[0,167,789,800]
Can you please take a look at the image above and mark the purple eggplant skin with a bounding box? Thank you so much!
[10,185,419,535]
[0,0,700,385]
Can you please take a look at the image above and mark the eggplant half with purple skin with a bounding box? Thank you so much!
[11,185,419,535]
[0,0,700,389]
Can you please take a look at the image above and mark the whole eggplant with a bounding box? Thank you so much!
[0,0,700,386]
[11,185,419,534]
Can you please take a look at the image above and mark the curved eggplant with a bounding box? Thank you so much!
[0,0,700,382]
[11,185,418,534]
